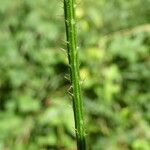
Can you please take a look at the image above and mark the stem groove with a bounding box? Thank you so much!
[63,0,86,149]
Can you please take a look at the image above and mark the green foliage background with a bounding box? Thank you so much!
[0,0,150,149]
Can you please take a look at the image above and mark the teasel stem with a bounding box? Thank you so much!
[63,0,86,149]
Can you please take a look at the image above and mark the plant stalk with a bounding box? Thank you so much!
[63,0,86,149]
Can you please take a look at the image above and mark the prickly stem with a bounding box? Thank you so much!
[63,0,86,150]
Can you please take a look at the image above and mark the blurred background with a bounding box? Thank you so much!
[0,0,150,150]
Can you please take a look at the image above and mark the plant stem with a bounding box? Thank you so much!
[63,0,86,149]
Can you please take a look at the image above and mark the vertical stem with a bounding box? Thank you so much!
[63,0,86,150]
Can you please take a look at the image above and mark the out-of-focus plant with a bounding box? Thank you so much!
[0,0,149,150]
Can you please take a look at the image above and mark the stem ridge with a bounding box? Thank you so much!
[63,0,86,149]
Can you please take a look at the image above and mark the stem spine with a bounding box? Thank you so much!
[63,0,86,149]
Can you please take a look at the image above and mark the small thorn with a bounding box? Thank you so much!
[60,48,67,52]
[67,91,74,97]
[66,63,71,68]
[64,74,70,81]
[74,128,79,135]
[67,85,73,91]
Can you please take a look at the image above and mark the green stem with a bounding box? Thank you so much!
[63,0,86,149]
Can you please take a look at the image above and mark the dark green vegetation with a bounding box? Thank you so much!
[0,0,150,150]
[64,0,86,149]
